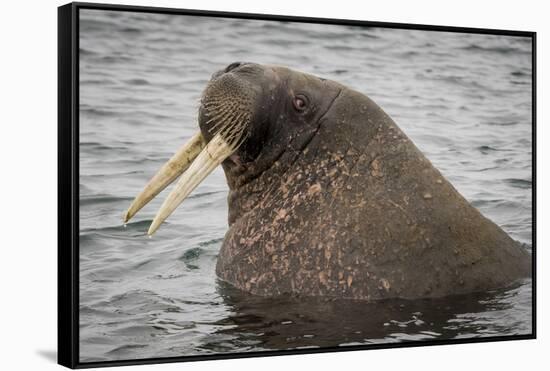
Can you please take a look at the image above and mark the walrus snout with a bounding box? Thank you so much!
[199,72,255,142]
[125,65,263,234]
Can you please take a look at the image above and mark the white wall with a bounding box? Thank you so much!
[0,0,546,370]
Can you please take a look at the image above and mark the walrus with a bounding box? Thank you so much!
[124,62,531,301]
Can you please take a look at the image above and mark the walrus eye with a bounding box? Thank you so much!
[293,95,308,112]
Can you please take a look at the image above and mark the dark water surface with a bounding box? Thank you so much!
[79,10,533,362]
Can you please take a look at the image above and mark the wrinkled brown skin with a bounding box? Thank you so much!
[208,64,531,300]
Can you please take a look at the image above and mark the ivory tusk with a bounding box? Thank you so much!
[147,133,235,235]
[123,131,206,223]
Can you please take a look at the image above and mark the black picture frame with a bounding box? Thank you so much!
[58,2,537,368]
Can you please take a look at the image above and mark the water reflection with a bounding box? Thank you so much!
[208,279,532,352]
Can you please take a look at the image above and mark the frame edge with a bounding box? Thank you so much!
[58,2,79,369]
[73,1,535,36]
[531,31,537,339]
[66,3,537,368]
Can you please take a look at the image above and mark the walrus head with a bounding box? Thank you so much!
[198,62,342,164]
[124,62,342,234]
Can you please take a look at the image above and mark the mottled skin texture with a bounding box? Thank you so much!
[199,63,531,300]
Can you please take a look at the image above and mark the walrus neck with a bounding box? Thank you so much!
[223,129,334,226]
[224,141,315,226]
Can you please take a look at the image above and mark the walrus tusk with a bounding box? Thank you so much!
[147,133,235,236]
[123,131,206,223]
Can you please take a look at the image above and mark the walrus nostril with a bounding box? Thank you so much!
[225,62,245,72]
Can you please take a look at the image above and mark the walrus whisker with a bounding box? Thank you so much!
[221,112,248,133]
[219,124,242,147]
[231,128,250,150]
[211,120,238,138]
[205,113,229,129]
[224,117,249,142]
[212,110,250,145]
[203,98,237,109]
[203,97,240,112]
[205,104,242,127]
[207,108,241,130]
[204,106,232,122]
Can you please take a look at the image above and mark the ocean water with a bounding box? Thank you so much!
[78,9,533,362]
